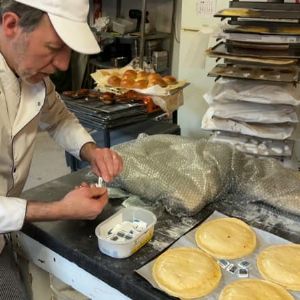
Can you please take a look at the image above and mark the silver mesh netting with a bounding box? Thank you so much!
[112,134,300,217]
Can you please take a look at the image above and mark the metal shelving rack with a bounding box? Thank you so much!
[91,0,176,70]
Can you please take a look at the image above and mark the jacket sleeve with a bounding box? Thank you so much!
[0,196,27,233]
[39,78,95,159]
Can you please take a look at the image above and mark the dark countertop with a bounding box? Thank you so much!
[21,168,300,300]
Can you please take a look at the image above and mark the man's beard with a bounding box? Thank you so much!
[12,34,41,84]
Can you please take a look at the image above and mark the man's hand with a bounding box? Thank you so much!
[80,142,123,182]
[26,185,108,222]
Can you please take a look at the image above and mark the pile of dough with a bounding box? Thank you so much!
[195,218,256,259]
[152,247,221,299]
[257,244,300,291]
[219,279,295,300]
[106,69,177,89]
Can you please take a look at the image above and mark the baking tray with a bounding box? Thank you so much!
[210,41,300,58]
[207,51,298,65]
[208,63,299,83]
[63,96,148,129]
[137,211,300,300]
[215,8,300,20]
[225,25,300,36]
[228,19,300,27]
[69,112,147,129]
[226,40,300,55]
[229,1,300,11]
[63,97,145,114]
[219,31,300,44]
[65,104,146,121]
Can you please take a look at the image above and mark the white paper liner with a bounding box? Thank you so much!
[136,211,300,300]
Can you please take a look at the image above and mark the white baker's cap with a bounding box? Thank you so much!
[15,0,100,54]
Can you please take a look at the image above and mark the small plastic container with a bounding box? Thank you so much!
[95,207,157,258]
[112,18,136,34]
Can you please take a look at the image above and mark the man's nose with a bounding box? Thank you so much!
[52,47,71,72]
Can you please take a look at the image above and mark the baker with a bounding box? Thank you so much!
[0,0,123,298]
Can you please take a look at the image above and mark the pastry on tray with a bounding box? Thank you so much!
[105,70,178,90]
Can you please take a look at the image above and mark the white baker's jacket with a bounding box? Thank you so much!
[0,53,95,253]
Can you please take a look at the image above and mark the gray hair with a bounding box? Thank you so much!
[0,0,44,32]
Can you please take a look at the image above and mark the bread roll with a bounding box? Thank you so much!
[136,71,149,80]
[122,70,137,80]
[133,80,148,89]
[148,78,167,88]
[148,73,162,81]
[107,75,121,87]
[120,79,135,88]
[163,75,177,85]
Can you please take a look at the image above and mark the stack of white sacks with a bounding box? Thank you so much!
[202,78,300,159]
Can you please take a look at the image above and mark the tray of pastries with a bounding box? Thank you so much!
[91,67,188,96]
[62,89,161,113]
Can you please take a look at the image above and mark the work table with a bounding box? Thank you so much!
[14,168,300,300]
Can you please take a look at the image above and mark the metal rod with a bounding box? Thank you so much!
[116,0,121,18]
[169,0,177,74]
[139,0,147,69]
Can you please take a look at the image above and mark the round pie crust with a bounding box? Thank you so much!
[195,217,256,259]
[219,279,294,300]
[152,247,221,299]
[257,244,300,291]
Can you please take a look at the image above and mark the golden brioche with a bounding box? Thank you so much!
[122,70,137,80]
[107,75,121,87]
[133,80,148,89]
[148,78,167,88]
[124,69,137,76]
[120,79,135,88]
[148,73,162,81]
[163,75,177,85]
[136,71,149,80]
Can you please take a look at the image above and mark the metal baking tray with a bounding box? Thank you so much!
[208,63,299,83]
[62,96,148,129]
[226,40,300,55]
[62,97,145,114]
[215,8,300,20]
[65,103,146,121]
[229,1,300,11]
[228,20,300,27]
[210,41,300,58]
[219,31,300,44]
[225,25,300,36]
[70,113,147,129]
[207,50,298,65]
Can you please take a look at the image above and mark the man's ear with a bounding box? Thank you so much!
[1,12,21,38]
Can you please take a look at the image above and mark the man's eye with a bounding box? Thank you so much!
[47,46,62,52]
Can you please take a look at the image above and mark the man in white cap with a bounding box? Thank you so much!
[0,0,123,298]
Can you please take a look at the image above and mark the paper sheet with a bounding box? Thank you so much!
[136,211,300,300]
[196,0,216,17]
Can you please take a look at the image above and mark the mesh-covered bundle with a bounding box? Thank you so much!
[113,134,233,216]
[113,134,300,216]
[232,152,300,215]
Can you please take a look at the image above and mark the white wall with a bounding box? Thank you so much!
[176,0,229,137]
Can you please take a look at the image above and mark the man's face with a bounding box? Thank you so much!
[12,14,71,84]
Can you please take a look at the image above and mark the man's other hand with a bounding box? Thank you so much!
[80,142,123,182]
